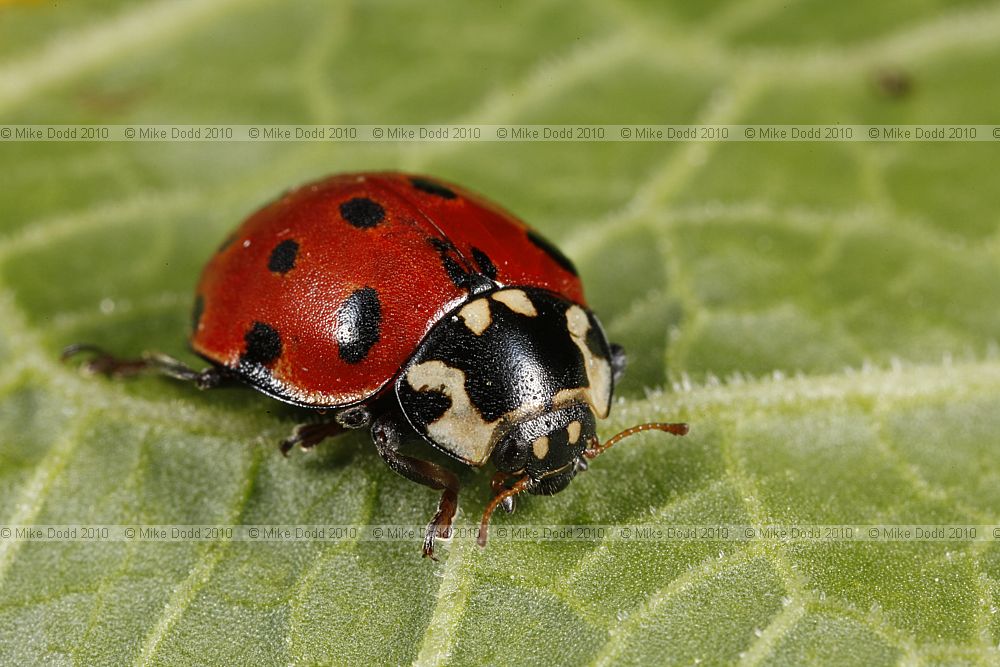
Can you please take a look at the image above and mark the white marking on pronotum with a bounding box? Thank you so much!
[563,305,612,418]
[458,298,491,335]
[405,360,498,465]
[532,436,550,459]
[492,289,537,317]
[567,420,582,444]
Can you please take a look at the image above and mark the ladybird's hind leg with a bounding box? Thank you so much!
[61,344,227,389]
[371,413,459,560]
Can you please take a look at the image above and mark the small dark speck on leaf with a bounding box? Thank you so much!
[874,67,913,99]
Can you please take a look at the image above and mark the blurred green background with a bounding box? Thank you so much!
[1,1,1000,665]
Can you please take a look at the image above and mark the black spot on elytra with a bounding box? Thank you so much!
[335,287,382,363]
[427,237,471,289]
[191,295,204,332]
[527,229,578,276]
[242,322,282,366]
[267,239,299,274]
[427,237,450,251]
[427,238,495,292]
[441,256,494,293]
[471,247,497,279]
[340,197,385,229]
[217,233,237,254]
[410,177,456,199]
[441,255,468,289]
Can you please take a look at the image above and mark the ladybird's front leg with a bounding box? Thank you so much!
[61,344,228,389]
[489,471,518,514]
[371,413,460,560]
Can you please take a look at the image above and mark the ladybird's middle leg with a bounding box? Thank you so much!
[371,413,460,560]
[279,421,348,456]
[279,406,372,456]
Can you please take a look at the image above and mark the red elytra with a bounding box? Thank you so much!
[191,172,584,408]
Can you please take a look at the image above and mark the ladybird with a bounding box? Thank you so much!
[63,172,688,558]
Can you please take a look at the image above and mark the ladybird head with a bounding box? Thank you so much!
[489,402,597,495]
[479,419,689,546]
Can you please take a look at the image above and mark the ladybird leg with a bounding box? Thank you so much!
[489,471,517,514]
[279,421,348,457]
[61,344,227,390]
[609,343,627,384]
[335,405,372,430]
[371,414,460,560]
[278,404,374,456]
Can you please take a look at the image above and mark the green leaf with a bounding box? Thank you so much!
[2,1,1000,665]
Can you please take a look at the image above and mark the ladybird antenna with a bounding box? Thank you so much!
[477,423,689,548]
[478,475,532,547]
[584,422,689,460]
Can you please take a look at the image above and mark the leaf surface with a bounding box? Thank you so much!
[1,1,999,665]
